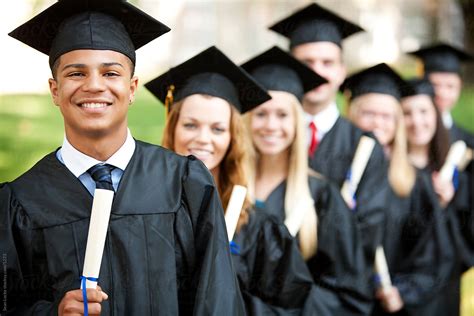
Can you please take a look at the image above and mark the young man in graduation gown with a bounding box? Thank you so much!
[1,1,245,315]
[269,3,388,309]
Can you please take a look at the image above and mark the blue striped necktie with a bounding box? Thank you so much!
[87,164,115,191]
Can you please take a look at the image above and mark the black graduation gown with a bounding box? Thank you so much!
[308,117,387,269]
[448,122,474,270]
[405,168,468,316]
[371,172,454,316]
[0,141,245,315]
[450,122,474,148]
[447,169,474,270]
[256,174,372,315]
[231,210,331,315]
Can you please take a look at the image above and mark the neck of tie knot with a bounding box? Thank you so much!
[87,163,115,191]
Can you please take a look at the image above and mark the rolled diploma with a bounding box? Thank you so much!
[375,246,392,289]
[340,136,376,207]
[458,148,473,172]
[284,199,309,237]
[225,185,247,241]
[439,140,467,183]
[81,189,114,289]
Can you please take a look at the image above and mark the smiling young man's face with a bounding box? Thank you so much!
[49,49,138,142]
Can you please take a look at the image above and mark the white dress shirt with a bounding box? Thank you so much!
[442,112,454,129]
[304,102,340,147]
[56,129,136,196]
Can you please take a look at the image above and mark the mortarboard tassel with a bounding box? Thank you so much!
[164,84,175,122]
[415,60,424,77]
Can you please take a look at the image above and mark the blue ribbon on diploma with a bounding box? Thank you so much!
[345,169,357,211]
[229,241,241,255]
[373,273,381,286]
[452,167,459,191]
[80,275,99,316]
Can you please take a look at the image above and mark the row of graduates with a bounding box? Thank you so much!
[143,3,473,315]
[1,0,472,315]
[144,51,473,315]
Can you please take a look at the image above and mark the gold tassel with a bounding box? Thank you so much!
[164,84,175,122]
[415,60,425,77]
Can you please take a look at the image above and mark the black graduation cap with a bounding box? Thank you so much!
[401,78,435,98]
[341,63,408,101]
[8,0,170,68]
[408,42,474,74]
[144,46,271,114]
[268,3,364,48]
[240,46,327,101]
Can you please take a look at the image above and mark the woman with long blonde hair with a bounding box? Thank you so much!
[146,46,330,315]
[344,64,450,315]
[242,46,370,315]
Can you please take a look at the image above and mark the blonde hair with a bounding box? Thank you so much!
[162,95,250,230]
[349,96,416,197]
[244,91,318,260]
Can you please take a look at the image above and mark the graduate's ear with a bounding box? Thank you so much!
[48,78,60,107]
[128,76,139,105]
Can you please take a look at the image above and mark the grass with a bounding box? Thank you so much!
[0,87,473,314]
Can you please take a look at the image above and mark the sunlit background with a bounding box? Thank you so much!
[1,0,473,94]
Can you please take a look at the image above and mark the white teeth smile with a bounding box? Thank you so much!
[189,149,212,156]
[261,135,279,142]
[81,103,108,108]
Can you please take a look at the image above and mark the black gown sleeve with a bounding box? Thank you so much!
[1,183,59,315]
[446,169,474,270]
[307,177,373,315]
[178,157,246,315]
[355,139,388,266]
[393,173,447,307]
[448,124,474,269]
[232,211,331,315]
[402,169,462,316]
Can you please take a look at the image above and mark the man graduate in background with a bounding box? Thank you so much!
[269,4,388,314]
[409,42,474,147]
[1,0,244,315]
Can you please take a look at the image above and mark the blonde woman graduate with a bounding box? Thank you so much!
[343,64,453,315]
[241,46,371,315]
[401,78,471,316]
[145,46,331,315]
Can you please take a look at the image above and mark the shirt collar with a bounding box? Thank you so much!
[442,112,453,129]
[61,129,136,177]
[304,102,340,134]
